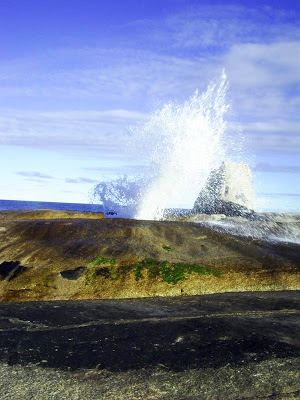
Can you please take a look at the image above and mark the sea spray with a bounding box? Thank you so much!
[202,217,300,244]
[128,70,230,220]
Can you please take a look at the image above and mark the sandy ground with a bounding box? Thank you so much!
[1,359,300,400]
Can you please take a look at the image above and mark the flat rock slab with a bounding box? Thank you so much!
[0,217,299,301]
[0,291,300,399]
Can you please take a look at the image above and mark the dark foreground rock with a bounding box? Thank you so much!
[0,291,299,399]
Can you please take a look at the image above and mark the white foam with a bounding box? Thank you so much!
[129,71,230,220]
[202,219,300,244]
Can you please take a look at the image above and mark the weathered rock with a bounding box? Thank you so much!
[0,214,299,302]
[193,161,255,216]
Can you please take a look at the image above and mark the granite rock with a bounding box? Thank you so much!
[193,161,255,216]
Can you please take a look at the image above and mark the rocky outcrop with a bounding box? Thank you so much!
[0,214,299,302]
[193,162,255,216]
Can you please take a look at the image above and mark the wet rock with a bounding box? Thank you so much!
[193,161,255,216]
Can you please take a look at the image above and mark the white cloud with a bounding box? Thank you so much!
[0,4,299,158]
[0,109,148,153]
[15,171,55,179]
[254,163,300,173]
[0,51,217,106]
[222,40,300,154]
[225,41,300,89]
[247,133,300,153]
[126,5,300,50]
[242,120,300,134]
[65,177,99,184]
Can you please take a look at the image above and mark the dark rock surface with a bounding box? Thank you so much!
[60,267,87,280]
[0,291,299,399]
[0,261,27,282]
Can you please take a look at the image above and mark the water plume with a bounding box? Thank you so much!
[128,70,230,220]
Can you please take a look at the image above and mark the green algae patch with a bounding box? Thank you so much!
[86,256,220,287]
[133,258,220,284]
[89,256,116,266]
[84,268,97,286]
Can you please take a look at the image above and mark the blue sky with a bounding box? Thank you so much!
[0,0,299,211]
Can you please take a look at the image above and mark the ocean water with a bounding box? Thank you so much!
[0,199,105,213]
[0,199,191,218]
